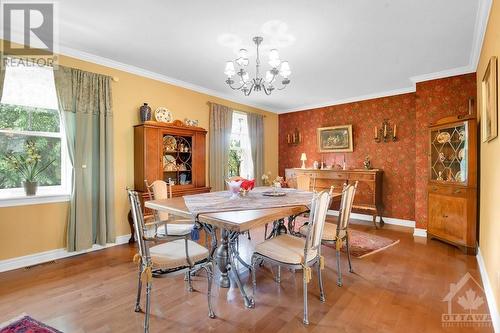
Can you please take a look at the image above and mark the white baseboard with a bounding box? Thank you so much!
[477,247,500,333]
[0,234,131,273]
[327,210,416,228]
[413,228,427,238]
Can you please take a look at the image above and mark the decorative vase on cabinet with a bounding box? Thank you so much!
[427,115,477,254]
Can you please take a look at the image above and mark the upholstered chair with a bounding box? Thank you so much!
[299,182,358,287]
[144,179,194,237]
[127,189,215,333]
[251,190,332,325]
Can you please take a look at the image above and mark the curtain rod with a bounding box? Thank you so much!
[206,101,267,117]
[3,55,119,82]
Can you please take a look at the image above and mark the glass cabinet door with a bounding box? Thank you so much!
[430,122,467,183]
[162,134,193,186]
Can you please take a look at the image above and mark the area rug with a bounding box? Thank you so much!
[0,315,62,333]
[326,229,400,258]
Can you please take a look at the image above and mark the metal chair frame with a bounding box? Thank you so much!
[251,190,332,325]
[127,189,215,333]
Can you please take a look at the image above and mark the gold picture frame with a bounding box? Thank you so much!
[481,56,498,142]
[317,125,353,152]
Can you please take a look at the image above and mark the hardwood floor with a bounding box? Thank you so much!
[0,221,493,333]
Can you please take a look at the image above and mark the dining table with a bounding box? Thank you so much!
[145,186,340,308]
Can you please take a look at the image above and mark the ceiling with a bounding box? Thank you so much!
[7,0,491,113]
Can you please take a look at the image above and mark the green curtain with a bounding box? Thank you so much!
[247,112,264,185]
[209,102,233,191]
[53,65,115,252]
[0,58,5,101]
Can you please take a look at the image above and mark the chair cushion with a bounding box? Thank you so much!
[156,223,193,236]
[254,234,317,265]
[299,222,346,241]
[150,239,209,270]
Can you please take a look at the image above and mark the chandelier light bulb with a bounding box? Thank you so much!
[269,49,280,60]
[242,72,250,83]
[224,61,236,77]
[265,70,274,83]
[238,48,248,59]
[279,61,291,78]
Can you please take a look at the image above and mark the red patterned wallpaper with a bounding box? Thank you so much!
[278,73,476,227]
[414,73,476,228]
[279,93,416,221]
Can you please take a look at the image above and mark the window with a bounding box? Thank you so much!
[228,112,254,179]
[0,61,71,200]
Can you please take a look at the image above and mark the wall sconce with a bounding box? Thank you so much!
[374,119,397,143]
[287,128,302,145]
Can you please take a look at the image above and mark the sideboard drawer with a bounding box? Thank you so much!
[349,173,375,181]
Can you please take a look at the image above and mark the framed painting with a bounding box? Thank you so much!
[481,56,498,142]
[317,125,353,152]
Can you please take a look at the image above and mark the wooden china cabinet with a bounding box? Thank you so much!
[134,120,210,201]
[427,115,477,254]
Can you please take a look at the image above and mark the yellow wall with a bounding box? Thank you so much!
[0,49,278,260]
[477,0,500,314]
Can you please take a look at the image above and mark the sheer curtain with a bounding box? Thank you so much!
[247,112,264,185]
[209,103,233,191]
[0,63,5,101]
[53,65,115,252]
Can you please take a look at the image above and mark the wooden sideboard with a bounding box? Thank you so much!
[285,168,384,228]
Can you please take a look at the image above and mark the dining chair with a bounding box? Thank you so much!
[127,189,215,333]
[251,190,332,325]
[299,181,358,287]
[144,179,194,237]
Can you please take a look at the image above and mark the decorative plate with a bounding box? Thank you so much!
[262,191,286,197]
[458,129,466,142]
[436,132,451,144]
[455,170,464,182]
[163,135,177,152]
[458,148,465,160]
[155,107,172,123]
[163,155,176,171]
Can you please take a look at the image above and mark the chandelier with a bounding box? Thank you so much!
[223,36,291,96]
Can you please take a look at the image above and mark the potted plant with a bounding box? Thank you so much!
[4,141,55,196]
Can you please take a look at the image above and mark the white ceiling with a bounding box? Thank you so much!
[7,0,492,113]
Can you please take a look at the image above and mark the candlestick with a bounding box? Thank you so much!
[384,124,387,137]
[374,126,378,139]
[393,124,397,138]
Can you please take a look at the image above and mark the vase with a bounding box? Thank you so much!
[139,103,152,122]
[226,180,243,199]
[23,181,38,196]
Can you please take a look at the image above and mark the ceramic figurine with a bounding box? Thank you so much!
[363,155,372,169]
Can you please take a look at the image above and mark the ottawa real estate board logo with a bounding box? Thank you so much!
[442,272,492,328]
[1,1,58,68]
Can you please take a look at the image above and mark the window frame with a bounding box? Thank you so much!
[0,67,72,206]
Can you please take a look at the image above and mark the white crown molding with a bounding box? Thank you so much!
[0,234,130,273]
[409,65,475,85]
[57,45,279,113]
[413,228,427,238]
[477,247,500,332]
[470,0,493,71]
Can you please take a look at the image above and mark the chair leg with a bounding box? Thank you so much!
[134,264,143,312]
[303,269,309,325]
[276,265,281,283]
[317,261,325,302]
[336,249,343,287]
[203,262,216,318]
[144,281,152,333]
[372,214,379,229]
[264,223,268,238]
[185,271,193,292]
[247,230,251,240]
[346,234,354,273]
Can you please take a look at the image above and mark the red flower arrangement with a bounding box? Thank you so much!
[240,179,255,191]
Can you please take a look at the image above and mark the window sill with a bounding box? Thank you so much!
[0,193,70,208]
